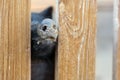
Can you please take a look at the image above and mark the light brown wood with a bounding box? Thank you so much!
[117,28,120,80]
[0,0,30,80]
[115,27,120,80]
[113,0,120,80]
[56,0,96,80]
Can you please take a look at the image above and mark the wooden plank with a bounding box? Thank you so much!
[0,0,9,80]
[116,27,120,80]
[0,0,30,80]
[56,0,96,80]
[113,0,120,80]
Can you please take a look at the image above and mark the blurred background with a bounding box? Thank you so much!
[31,0,114,80]
[31,0,55,12]
[96,0,113,80]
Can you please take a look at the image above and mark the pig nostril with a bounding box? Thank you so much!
[42,26,47,31]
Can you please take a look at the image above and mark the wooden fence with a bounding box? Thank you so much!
[2,0,120,80]
[56,0,96,80]
[0,0,30,80]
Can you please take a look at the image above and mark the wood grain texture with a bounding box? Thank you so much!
[0,0,30,80]
[56,0,96,80]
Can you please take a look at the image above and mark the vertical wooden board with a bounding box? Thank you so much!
[0,0,9,80]
[113,0,120,80]
[118,1,120,79]
[57,0,96,80]
[117,29,120,79]
[0,0,30,80]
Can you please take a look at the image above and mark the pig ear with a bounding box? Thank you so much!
[39,6,53,19]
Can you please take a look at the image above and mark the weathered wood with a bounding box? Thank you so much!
[56,0,96,80]
[113,0,120,80]
[0,0,30,80]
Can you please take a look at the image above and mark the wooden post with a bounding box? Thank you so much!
[113,0,120,80]
[56,0,96,80]
[0,0,30,80]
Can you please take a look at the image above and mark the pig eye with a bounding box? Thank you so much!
[53,25,56,29]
